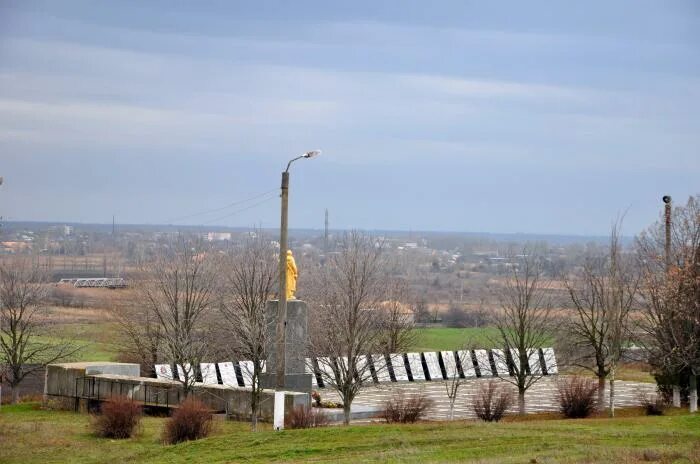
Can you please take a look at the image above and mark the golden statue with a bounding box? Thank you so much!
[286,249,298,299]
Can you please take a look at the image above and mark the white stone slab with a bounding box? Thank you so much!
[356,355,374,384]
[423,352,443,380]
[217,362,239,387]
[510,348,526,375]
[542,347,558,374]
[274,391,285,431]
[528,349,542,375]
[317,357,336,386]
[337,356,348,373]
[456,350,476,378]
[155,364,173,380]
[406,352,425,380]
[199,363,218,384]
[305,358,318,387]
[372,354,391,383]
[490,349,511,376]
[176,363,194,382]
[474,349,493,377]
[389,354,409,381]
[440,351,458,380]
[239,360,254,388]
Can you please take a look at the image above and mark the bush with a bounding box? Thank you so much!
[163,397,212,444]
[557,376,598,418]
[285,405,330,429]
[472,380,513,422]
[443,306,470,328]
[319,400,343,408]
[92,396,142,439]
[654,369,691,404]
[639,391,667,416]
[382,391,433,423]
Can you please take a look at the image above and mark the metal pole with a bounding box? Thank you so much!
[277,171,289,389]
[664,196,672,272]
[663,195,682,407]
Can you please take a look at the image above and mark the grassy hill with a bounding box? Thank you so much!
[1,403,698,463]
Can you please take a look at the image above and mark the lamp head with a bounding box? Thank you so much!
[662,195,672,204]
[303,150,321,159]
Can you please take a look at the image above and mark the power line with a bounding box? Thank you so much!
[165,188,277,224]
[200,193,278,225]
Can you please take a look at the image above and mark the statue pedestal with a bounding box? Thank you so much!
[260,299,313,393]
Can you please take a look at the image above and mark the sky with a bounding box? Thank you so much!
[1,1,699,236]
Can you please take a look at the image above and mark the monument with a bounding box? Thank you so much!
[261,250,313,392]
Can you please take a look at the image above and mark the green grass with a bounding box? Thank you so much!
[410,327,501,351]
[29,323,119,363]
[1,403,699,463]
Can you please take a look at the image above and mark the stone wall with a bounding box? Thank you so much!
[45,362,308,422]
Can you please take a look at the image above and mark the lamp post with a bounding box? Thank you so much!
[276,150,320,389]
[663,195,672,272]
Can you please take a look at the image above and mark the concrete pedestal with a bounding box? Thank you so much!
[260,299,312,393]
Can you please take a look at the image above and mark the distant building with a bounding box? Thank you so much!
[1,241,31,253]
[206,232,231,242]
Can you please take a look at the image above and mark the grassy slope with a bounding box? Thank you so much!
[33,323,118,362]
[410,327,501,352]
[1,404,698,464]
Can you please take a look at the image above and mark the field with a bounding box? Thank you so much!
[1,403,699,463]
[54,325,503,363]
[410,327,501,352]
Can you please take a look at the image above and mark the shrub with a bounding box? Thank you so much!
[382,391,433,423]
[319,400,343,408]
[639,391,667,416]
[92,396,142,439]
[653,369,691,404]
[472,380,513,422]
[557,376,598,418]
[443,306,470,328]
[163,397,212,444]
[285,405,330,429]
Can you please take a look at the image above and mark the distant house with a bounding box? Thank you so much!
[1,241,31,253]
[205,232,231,242]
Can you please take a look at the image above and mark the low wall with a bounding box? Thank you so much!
[45,362,141,398]
[45,362,308,422]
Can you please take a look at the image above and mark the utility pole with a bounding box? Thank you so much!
[663,195,681,407]
[663,195,672,272]
[276,150,320,389]
[277,170,290,389]
[324,208,329,254]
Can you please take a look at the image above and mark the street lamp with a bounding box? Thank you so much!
[663,195,672,272]
[276,150,321,389]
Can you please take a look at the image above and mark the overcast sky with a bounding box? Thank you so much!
[1,1,698,235]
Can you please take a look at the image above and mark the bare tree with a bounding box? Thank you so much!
[219,237,276,431]
[138,238,218,395]
[563,221,639,414]
[110,294,164,377]
[307,232,394,425]
[376,279,417,354]
[413,295,431,323]
[638,195,700,413]
[443,348,473,420]
[0,256,79,403]
[490,249,555,415]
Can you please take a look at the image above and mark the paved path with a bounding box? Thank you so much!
[320,376,657,420]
